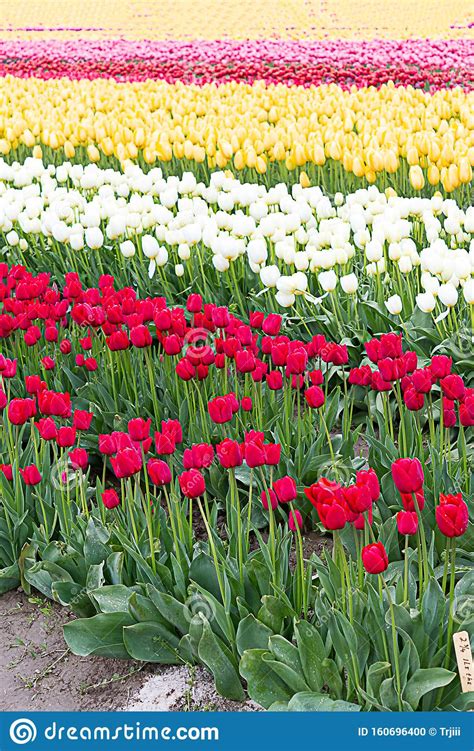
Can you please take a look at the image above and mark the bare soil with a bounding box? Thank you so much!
[0,590,257,712]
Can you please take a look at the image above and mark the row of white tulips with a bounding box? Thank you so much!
[0,157,473,317]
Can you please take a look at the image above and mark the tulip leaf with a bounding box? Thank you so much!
[286,692,361,712]
[90,585,133,613]
[236,614,273,655]
[64,612,133,659]
[239,649,293,709]
[294,620,326,692]
[404,668,456,710]
[197,617,245,701]
[123,622,181,664]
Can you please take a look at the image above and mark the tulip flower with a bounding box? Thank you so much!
[102,488,120,510]
[19,465,42,486]
[361,542,389,574]
[147,458,172,486]
[272,476,297,504]
[391,458,424,494]
[179,469,206,498]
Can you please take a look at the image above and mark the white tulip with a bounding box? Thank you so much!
[275,290,295,308]
[6,230,19,246]
[212,255,229,272]
[463,278,474,304]
[156,247,168,267]
[318,270,338,292]
[142,234,159,258]
[70,233,84,251]
[120,239,136,258]
[340,273,358,294]
[385,295,402,315]
[175,263,185,277]
[438,283,458,308]
[398,256,412,274]
[85,227,103,249]
[416,292,436,313]
[260,265,281,288]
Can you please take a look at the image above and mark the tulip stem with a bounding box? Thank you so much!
[403,535,409,604]
[382,578,403,712]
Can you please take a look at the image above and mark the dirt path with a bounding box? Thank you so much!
[0,591,257,712]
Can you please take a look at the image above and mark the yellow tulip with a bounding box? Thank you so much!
[409,165,425,190]
[299,171,311,188]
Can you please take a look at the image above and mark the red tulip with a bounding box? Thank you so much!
[36,417,57,441]
[261,488,278,510]
[356,468,380,501]
[343,484,372,513]
[361,542,389,574]
[289,509,303,531]
[110,447,142,478]
[391,458,424,494]
[147,458,172,485]
[19,465,42,486]
[130,325,152,348]
[161,419,183,444]
[397,510,418,535]
[186,294,202,313]
[179,469,206,498]
[8,398,36,425]
[436,496,468,538]
[440,374,465,401]
[262,313,282,336]
[400,488,425,512]
[68,448,89,471]
[73,410,93,431]
[266,371,283,390]
[272,476,297,503]
[216,439,243,468]
[57,426,77,447]
[304,385,325,409]
[102,488,120,509]
[208,396,233,424]
[154,432,176,455]
[0,464,13,481]
[128,417,151,442]
[430,355,452,379]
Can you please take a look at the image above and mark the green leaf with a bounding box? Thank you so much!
[90,585,133,613]
[64,612,133,659]
[123,622,181,664]
[294,620,327,692]
[239,649,293,709]
[286,692,361,712]
[404,668,456,710]
[261,653,309,694]
[197,617,245,701]
[236,614,273,656]
[147,587,189,635]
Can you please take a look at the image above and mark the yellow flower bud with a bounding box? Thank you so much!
[87,144,101,162]
[409,165,425,190]
[299,171,311,188]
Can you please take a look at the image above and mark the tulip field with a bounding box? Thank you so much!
[0,0,473,715]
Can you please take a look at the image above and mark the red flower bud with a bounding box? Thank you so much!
[391,458,424,494]
[102,488,120,509]
[179,468,206,498]
[361,542,389,574]
[396,510,418,536]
